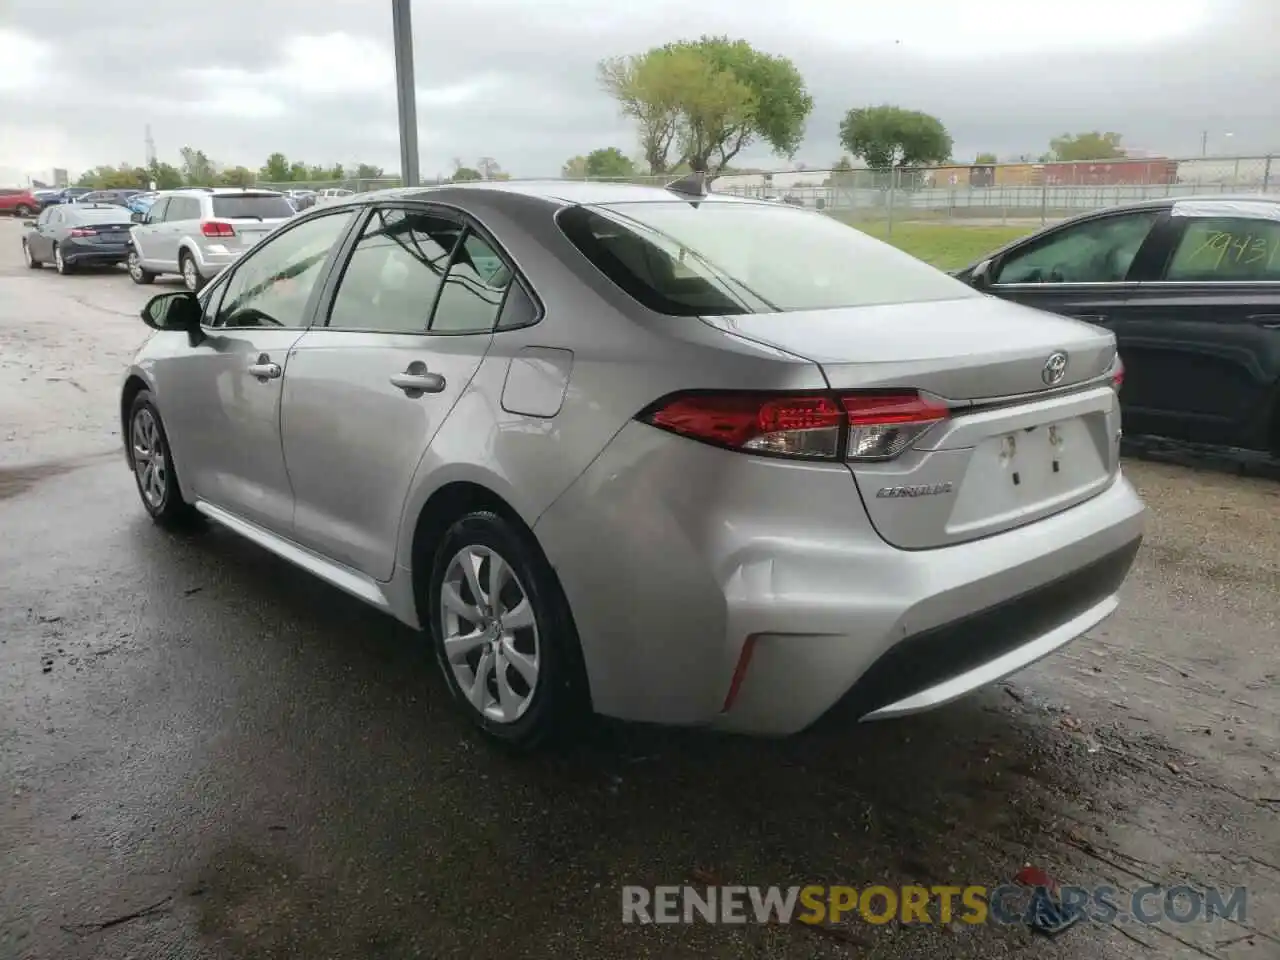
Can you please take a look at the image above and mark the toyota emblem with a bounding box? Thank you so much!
[1042,351,1069,386]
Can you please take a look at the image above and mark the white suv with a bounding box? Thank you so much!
[127,188,296,291]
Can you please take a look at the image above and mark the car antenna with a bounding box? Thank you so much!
[665,171,712,200]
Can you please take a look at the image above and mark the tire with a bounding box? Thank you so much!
[53,243,73,275]
[14,204,32,217]
[425,510,586,750]
[127,248,156,284]
[127,390,200,529]
[22,239,41,269]
[180,251,205,292]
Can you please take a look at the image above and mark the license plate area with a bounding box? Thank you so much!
[947,415,1111,537]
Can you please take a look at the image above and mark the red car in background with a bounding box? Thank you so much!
[0,188,42,218]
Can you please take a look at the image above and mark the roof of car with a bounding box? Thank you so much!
[342,178,765,208]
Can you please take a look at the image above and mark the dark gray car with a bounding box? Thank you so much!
[21,203,135,274]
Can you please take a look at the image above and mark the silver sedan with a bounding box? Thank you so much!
[119,179,1145,749]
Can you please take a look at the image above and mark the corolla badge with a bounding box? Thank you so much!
[876,482,954,499]
[1042,351,1069,386]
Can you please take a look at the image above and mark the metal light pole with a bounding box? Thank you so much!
[392,0,420,187]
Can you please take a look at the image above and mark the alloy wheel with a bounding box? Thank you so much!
[54,246,65,272]
[128,251,143,280]
[22,241,32,267]
[182,257,198,291]
[131,407,168,509]
[439,544,540,723]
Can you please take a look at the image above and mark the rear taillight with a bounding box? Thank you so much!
[842,392,951,460]
[68,228,96,237]
[639,390,950,462]
[1111,357,1125,391]
[200,221,236,238]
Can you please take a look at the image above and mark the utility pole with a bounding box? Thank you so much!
[1201,130,1207,157]
[392,0,420,187]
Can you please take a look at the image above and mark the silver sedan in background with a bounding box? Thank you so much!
[119,180,1145,749]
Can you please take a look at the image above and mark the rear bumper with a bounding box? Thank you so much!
[63,241,129,264]
[189,244,243,277]
[533,421,1146,736]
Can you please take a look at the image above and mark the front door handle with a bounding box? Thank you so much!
[390,361,447,397]
[1247,314,1280,329]
[1075,314,1110,326]
[247,353,282,381]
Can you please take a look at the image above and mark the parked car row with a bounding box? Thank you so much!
[19,187,297,290]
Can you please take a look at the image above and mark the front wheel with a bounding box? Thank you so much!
[14,204,32,217]
[128,390,200,528]
[425,511,586,750]
[127,249,156,284]
[22,239,41,269]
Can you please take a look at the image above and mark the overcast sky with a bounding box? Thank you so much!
[1,0,1276,180]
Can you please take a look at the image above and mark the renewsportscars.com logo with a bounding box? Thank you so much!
[622,884,1248,927]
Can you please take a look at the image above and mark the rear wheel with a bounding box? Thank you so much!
[22,239,41,269]
[14,204,32,217]
[425,510,586,750]
[53,244,73,275]
[128,390,200,528]
[180,251,205,292]
[127,248,156,284]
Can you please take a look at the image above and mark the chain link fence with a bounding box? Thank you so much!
[710,155,1278,234]
[253,155,1276,236]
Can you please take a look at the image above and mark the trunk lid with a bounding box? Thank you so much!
[702,297,1123,549]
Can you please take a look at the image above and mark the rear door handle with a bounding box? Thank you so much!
[1075,314,1110,325]
[247,353,282,380]
[390,361,446,397]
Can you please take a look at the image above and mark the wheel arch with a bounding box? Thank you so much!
[404,476,592,712]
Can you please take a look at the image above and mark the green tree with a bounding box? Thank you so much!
[974,152,998,164]
[179,147,216,186]
[599,37,812,174]
[838,105,953,169]
[218,166,255,187]
[148,159,184,189]
[287,161,309,182]
[562,155,588,179]
[476,157,504,180]
[261,152,292,182]
[76,164,150,189]
[585,147,636,179]
[353,163,384,180]
[450,163,482,182]
[1047,131,1125,161]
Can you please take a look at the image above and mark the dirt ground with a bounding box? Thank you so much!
[0,216,1277,960]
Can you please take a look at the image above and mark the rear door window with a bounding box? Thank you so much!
[1163,217,1280,281]
[327,208,463,333]
[429,232,512,333]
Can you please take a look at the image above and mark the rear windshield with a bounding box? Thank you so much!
[558,201,977,316]
[212,195,295,220]
[73,207,135,222]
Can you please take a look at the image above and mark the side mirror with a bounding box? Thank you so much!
[141,291,201,333]
[969,258,994,289]
[130,211,147,224]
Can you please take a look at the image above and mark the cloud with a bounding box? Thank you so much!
[0,0,1275,180]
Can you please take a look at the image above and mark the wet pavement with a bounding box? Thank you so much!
[1,218,1277,959]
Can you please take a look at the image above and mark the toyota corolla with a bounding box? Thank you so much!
[119,178,1145,748]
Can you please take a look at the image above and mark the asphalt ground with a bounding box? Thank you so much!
[1,216,1276,960]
